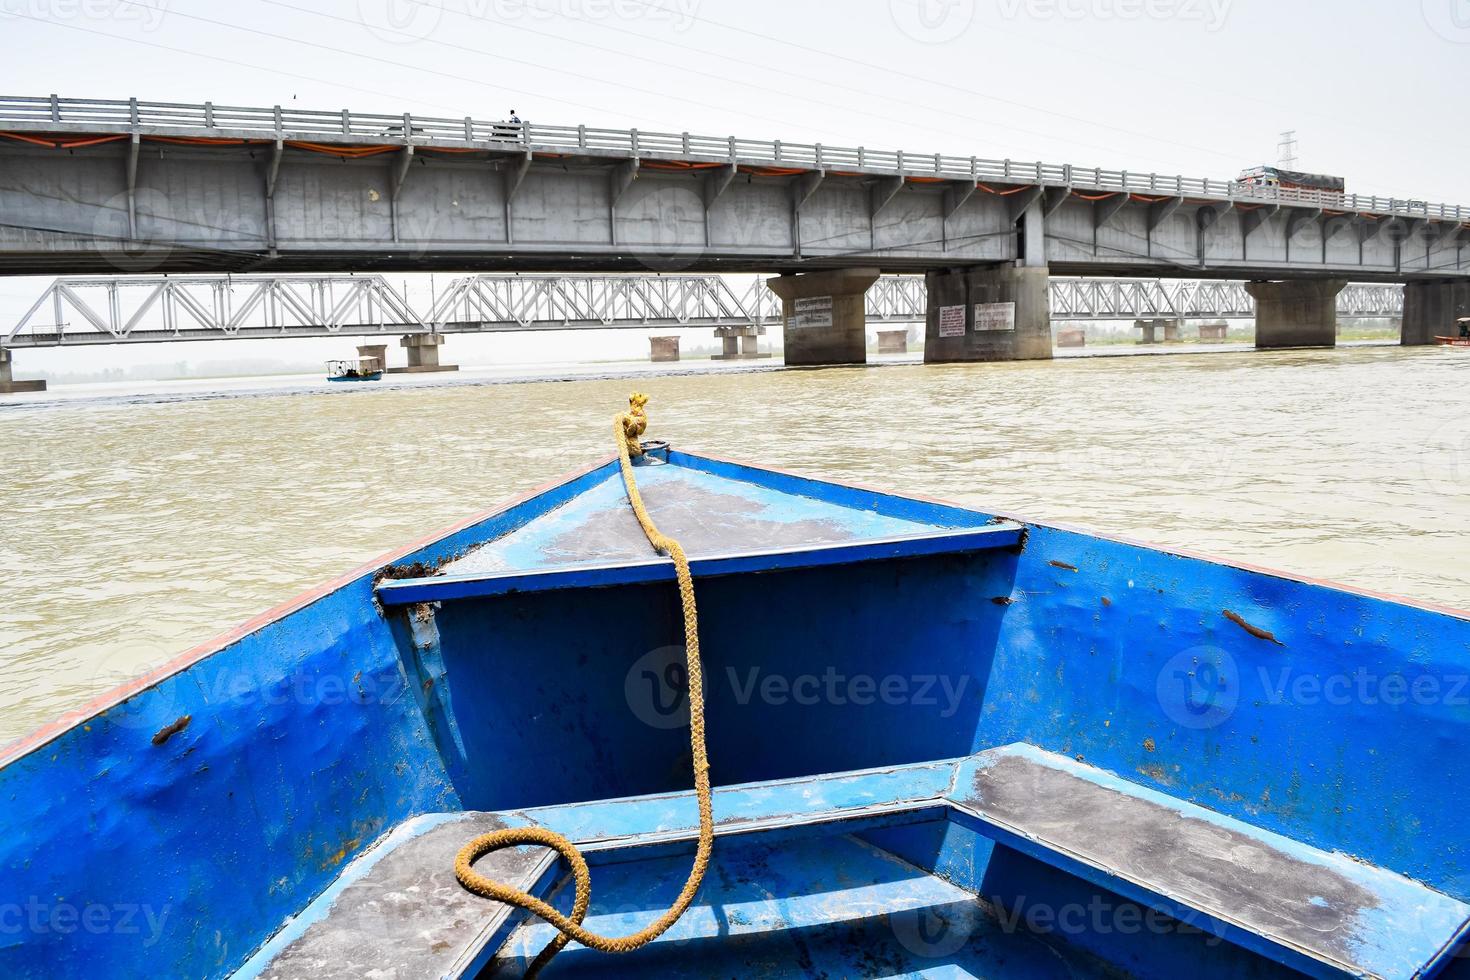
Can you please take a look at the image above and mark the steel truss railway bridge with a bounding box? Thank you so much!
[3,274,1405,349]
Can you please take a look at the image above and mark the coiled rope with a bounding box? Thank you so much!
[453,393,714,978]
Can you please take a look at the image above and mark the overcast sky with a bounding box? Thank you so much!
[2,0,1466,376]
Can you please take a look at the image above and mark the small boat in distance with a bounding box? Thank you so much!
[1436,319,1470,346]
[326,356,383,381]
[3,398,1469,979]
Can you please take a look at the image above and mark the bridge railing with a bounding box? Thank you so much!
[3,95,1467,223]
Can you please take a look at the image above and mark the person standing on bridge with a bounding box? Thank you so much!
[509,110,521,127]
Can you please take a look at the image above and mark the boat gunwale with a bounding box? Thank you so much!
[691,450,1470,621]
[374,522,1026,605]
[5,446,1468,770]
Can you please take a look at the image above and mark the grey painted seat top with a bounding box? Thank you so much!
[249,813,549,980]
[440,462,956,577]
[950,744,1470,980]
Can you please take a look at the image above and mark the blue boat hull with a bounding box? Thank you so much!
[3,450,1468,978]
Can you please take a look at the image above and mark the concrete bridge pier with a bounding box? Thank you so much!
[712,324,768,360]
[767,268,881,366]
[876,330,908,354]
[356,344,387,374]
[1246,280,1346,349]
[649,336,680,362]
[1135,319,1182,344]
[0,348,46,393]
[1402,281,1470,345]
[923,264,1053,363]
[392,334,458,374]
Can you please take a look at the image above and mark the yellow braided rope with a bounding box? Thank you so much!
[454,393,714,978]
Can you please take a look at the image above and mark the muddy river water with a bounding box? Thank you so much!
[2,345,1467,745]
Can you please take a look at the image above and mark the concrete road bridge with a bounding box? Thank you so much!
[0,94,1464,378]
[3,275,1406,351]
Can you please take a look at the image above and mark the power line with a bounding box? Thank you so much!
[101,0,904,148]
[7,5,689,136]
[251,0,997,150]
[611,0,1237,161]
[380,0,1242,166]
[4,13,475,120]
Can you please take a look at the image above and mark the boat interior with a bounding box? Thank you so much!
[5,448,1470,980]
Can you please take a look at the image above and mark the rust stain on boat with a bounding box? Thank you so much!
[1223,609,1285,646]
[151,715,191,746]
[321,836,362,871]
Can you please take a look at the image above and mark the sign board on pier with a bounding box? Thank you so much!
[790,296,834,329]
[974,302,1016,332]
[938,305,966,337]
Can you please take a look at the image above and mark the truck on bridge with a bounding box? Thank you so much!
[1235,165,1347,202]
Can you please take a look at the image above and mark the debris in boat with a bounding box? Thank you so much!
[1143,737,1156,752]
[1049,560,1079,572]
[151,715,191,746]
[1223,609,1285,646]
[991,596,1014,606]
[1101,597,1112,607]
[376,560,439,584]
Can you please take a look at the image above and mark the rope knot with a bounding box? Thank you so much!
[620,391,649,457]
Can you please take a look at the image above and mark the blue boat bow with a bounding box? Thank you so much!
[4,444,1469,979]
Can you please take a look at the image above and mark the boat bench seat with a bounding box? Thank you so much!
[949,744,1470,980]
[236,761,957,980]
[237,744,1470,980]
